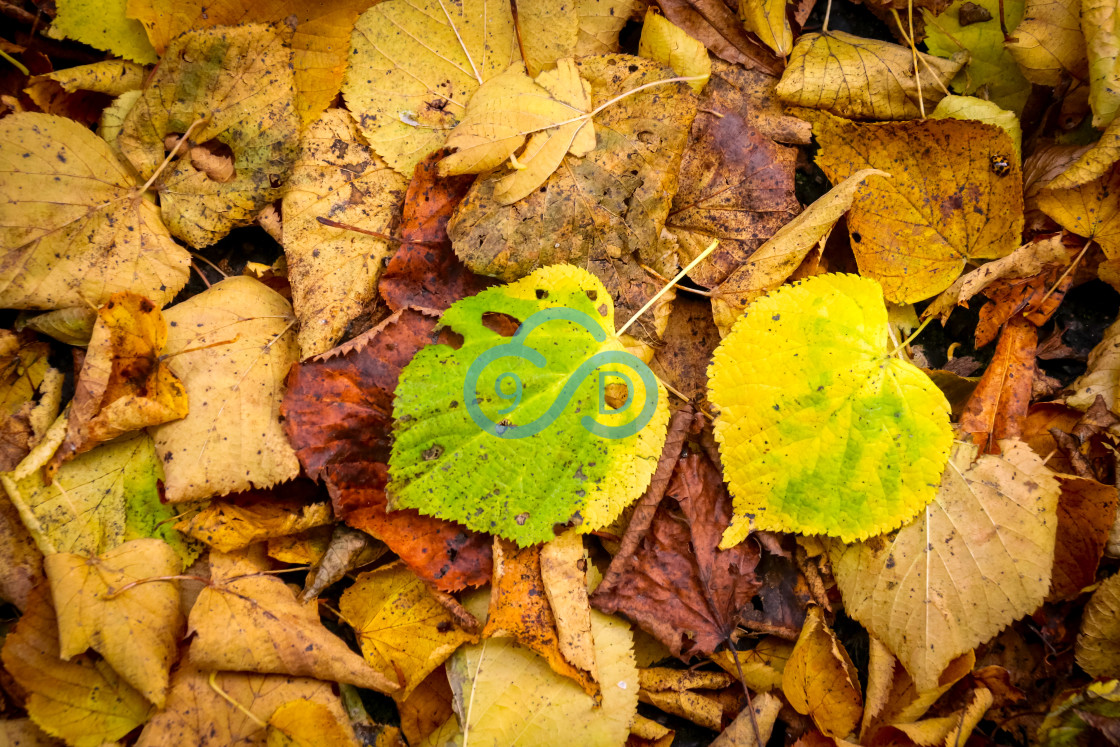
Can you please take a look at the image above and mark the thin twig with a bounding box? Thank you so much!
[727,642,765,747]
[616,239,719,338]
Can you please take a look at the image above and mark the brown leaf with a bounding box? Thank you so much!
[649,296,721,404]
[974,249,1076,347]
[590,450,762,658]
[1049,476,1118,602]
[961,315,1038,452]
[396,668,454,746]
[540,530,599,681]
[0,491,42,610]
[703,59,812,146]
[656,0,783,74]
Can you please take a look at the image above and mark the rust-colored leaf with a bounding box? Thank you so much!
[1049,476,1119,602]
[961,315,1038,452]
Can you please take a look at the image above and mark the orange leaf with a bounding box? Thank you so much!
[961,315,1038,453]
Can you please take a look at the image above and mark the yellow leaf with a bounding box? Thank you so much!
[1076,571,1120,677]
[397,670,455,746]
[1,585,151,747]
[50,0,156,63]
[1049,114,1120,190]
[1084,0,1120,127]
[1069,313,1120,410]
[136,659,354,746]
[739,0,792,56]
[710,691,782,747]
[444,588,638,745]
[517,0,580,77]
[0,113,189,310]
[1006,0,1087,85]
[0,330,60,471]
[49,292,188,475]
[776,31,964,120]
[638,9,712,91]
[575,0,643,55]
[829,440,1060,690]
[805,110,1025,302]
[540,530,598,682]
[43,538,183,707]
[1039,166,1120,256]
[119,25,300,249]
[18,307,97,347]
[282,109,408,357]
[710,638,792,692]
[930,95,1023,159]
[188,549,397,692]
[884,687,994,746]
[711,168,887,334]
[343,0,519,175]
[176,499,334,553]
[25,59,146,114]
[267,699,361,747]
[783,606,863,738]
[127,0,376,127]
[150,276,300,503]
[339,561,476,700]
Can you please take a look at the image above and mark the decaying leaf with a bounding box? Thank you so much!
[282,108,407,357]
[175,490,333,553]
[777,31,964,120]
[1037,679,1120,746]
[0,113,190,310]
[0,491,43,610]
[656,0,783,73]
[709,274,953,544]
[830,440,1060,690]
[1049,115,1120,190]
[43,538,183,706]
[1069,312,1120,411]
[1050,476,1118,601]
[0,330,62,471]
[1077,571,1120,677]
[638,667,733,730]
[960,315,1038,451]
[540,530,599,682]
[805,110,1025,302]
[267,699,361,747]
[150,276,300,503]
[119,25,300,248]
[783,606,863,738]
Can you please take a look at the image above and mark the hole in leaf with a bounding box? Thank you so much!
[482,312,520,337]
[190,139,236,183]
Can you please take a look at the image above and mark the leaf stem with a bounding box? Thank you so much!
[103,574,210,599]
[888,316,934,357]
[0,46,28,76]
[1037,238,1090,310]
[140,117,206,195]
[615,239,720,338]
[727,641,765,747]
[208,671,267,728]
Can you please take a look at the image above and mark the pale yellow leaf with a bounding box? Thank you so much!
[575,0,643,55]
[638,9,712,91]
[517,0,580,77]
[710,691,782,747]
[1068,314,1120,410]
[1084,0,1120,127]
[540,530,598,682]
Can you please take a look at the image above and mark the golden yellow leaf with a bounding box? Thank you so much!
[517,0,580,77]
[177,499,333,554]
[150,276,300,503]
[639,688,724,730]
[710,638,792,692]
[930,95,1023,159]
[397,670,454,746]
[338,561,476,700]
[267,526,335,566]
[710,168,887,334]
[1006,0,1087,85]
[49,292,188,475]
[188,549,397,692]
[783,606,863,738]
[1076,571,1120,677]
[0,331,60,471]
[805,110,1025,302]
[50,0,156,63]
[776,31,964,120]
[884,687,994,746]
[342,0,519,175]
[710,691,782,747]
[1039,166,1120,257]
[638,9,712,91]
[266,699,361,747]
[540,530,598,682]
[119,25,300,248]
[829,440,1060,690]
[1084,0,1120,127]
[1,585,152,747]
[136,659,353,747]
[25,59,146,117]
[0,113,189,310]
[43,538,183,707]
[282,109,408,357]
[1049,114,1120,190]
[740,0,792,56]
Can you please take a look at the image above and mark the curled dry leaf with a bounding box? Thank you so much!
[150,276,300,503]
[960,315,1038,452]
[829,440,1060,690]
[119,25,300,248]
[710,691,783,747]
[783,606,863,739]
[175,489,333,553]
[777,31,964,121]
[0,113,189,310]
[1076,571,1120,677]
[1049,115,1120,190]
[18,307,97,347]
[0,330,61,471]
[740,0,793,56]
[540,530,599,682]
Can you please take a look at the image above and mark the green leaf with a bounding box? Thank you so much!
[708,273,953,545]
[389,265,669,546]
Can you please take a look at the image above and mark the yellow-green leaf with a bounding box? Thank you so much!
[50,0,156,63]
[1084,0,1120,127]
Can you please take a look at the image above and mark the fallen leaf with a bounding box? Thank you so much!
[135,658,354,747]
[266,699,361,747]
[777,31,964,120]
[829,439,1060,690]
[590,450,763,658]
[1076,571,1120,677]
[282,108,407,357]
[1,585,152,747]
[0,330,61,471]
[655,0,783,73]
[1039,165,1120,257]
[703,58,812,146]
[1038,679,1120,746]
[342,0,519,175]
[710,169,886,334]
[709,274,953,544]
[396,669,454,745]
[188,549,397,692]
[482,539,597,694]
[783,606,863,738]
[448,54,697,346]
[638,9,712,91]
[924,0,1032,113]
[710,638,792,692]
[25,60,146,124]
[48,292,188,475]
[1083,0,1120,126]
[929,95,1023,158]
[1005,0,1088,85]
[119,25,300,248]
[0,719,62,747]
[1049,476,1118,601]
[268,526,335,566]
[18,307,97,348]
[572,0,644,56]
[973,254,1074,348]
[515,0,582,77]
[741,0,793,56]
[175,491,333,553]
[0,112,189,310]
[540,530,598,682]
[0,491,43,610]
[444,588,638,745]
[50,0,156,63]
[638,678,726,730]
[1068,312,1120,411]
[649,295,721,402]
[805,111,1025,302]
[877,686,994,746]
[150,276,300,503]
[1049,115,1120,190]
[43,538,183,706]
[390,265,668,545]
[960,315,1038,451]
